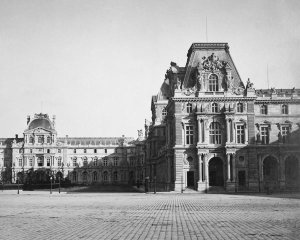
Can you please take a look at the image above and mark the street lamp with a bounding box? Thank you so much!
[50,175,53,194]
[58,175,61,194]
[17,176,19,194]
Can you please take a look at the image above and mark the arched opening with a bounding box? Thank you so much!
[263,156,278,189]
[285,156,299,188]
[92,171,98,182]
[208,157,224,186]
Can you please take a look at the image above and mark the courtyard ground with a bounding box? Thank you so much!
[0,190,299,240]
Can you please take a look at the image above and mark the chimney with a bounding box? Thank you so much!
[27,115,30,124]
[15,134,18,139]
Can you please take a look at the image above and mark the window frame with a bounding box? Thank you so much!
[209,122,222,144]
[236,124,245,144]
[260,125,269,144]
[208,74,219,92]
[185,125,194,145]
[281,104,288,114]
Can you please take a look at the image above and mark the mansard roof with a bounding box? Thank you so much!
[26,113,55,132]
[255,88,300,97]
[183,42,244,89]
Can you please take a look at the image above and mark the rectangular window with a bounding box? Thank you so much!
[104,149,107,154]
[93,158,97,166]
[94,149,97,153]
[58,158,62,166]
[261,126,269,144]
[73,158,77,167]
[83,158,88,166]
[73,149,76,153]
[186,125,194,145]
[236,125,245,144]
[47,158,50,166]
[29,158,33,167]
[114,157,118,166]
[18,158,22,167]
[84,149,87,153]
[281,126,289,143]
[103,158,108,166]
[58,149,61,153]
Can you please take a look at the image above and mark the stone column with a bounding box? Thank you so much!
[279,155,285,190]
[198,154,208,192]
[232,121,236,143]
[198,154,203,183]
[258,154,263,192]
[226,119,230,144]
[232,154,236,182]
[198,118,202,143]
[227,154,231,182]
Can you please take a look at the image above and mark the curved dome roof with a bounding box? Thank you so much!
[28,118,53,130]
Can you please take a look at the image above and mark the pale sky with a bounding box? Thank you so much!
[0,0,299,138]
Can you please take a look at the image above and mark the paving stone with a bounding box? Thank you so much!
[0,192,299,239]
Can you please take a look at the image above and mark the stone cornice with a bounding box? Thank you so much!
[187,43,229,57]
[171,97,256,102]
[255,99,300,104]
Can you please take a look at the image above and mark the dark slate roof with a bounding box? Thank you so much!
[57,137,135,146]
[28,118,53,130]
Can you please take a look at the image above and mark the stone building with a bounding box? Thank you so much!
[0,113,145,185]
[146,42,300,192]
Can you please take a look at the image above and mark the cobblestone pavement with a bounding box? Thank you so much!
[0,191,299,240]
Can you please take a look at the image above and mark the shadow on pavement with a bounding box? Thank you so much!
[65,184,143,193]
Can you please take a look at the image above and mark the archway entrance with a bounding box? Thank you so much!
[187,171,194,187]
[209,157,224,186]
[263,156,278,189]
[285,156,299,189]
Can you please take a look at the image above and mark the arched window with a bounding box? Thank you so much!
[93,172,98,182]
[73,172,77,182]
[162,107,167,117]
[237,103,243,113]
[281,105,288,114]
[82,172,87,182]
[209,122,222,144]
[186,103,192,113]
[212,103,219,113]
[103,171,108,182]
[209,74,219,91]
[113,171,118,181]
[260,105,268,115]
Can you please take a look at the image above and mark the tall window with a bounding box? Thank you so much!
[29,136,34,143]
[103,171,108,182]
[83,149,87,153]
[281,105,288,114]
[58,149,61,153]
[47,136,51,144]
[209,122,222,144]
[162,107,167,117]
[18,158,22,167]
[38,136,43,144]
[104,149,107,153]
[94,149,97,153]
[261,126,269,144]
[237,103,243,113]
[260,105,268,115]
[57,157,62,167]
[114,157,118,166]
[209,74,219,91]
[113,171,118,181]
[103,158,108,166]
[236,125,245,144]
[73,149,76,153]
[186,103,192,113]
[281,126,289,143]
[37,157,43,167]
[212,103,219,113]
[47,158,50,166]
[47,149,50,153]
[185,125,194,145]
[83,157,88,166]
[73,157,77,167]
[93,157,97,166]
[93,172,97,181]
[29,158,33,167]
[73,172,77,182]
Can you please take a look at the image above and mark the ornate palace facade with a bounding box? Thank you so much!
[145,43,300,192]
[0,113,145,185]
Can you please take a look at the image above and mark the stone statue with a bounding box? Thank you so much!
[246,78,254,89]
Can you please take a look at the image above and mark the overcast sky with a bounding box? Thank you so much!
[0,0,299,138]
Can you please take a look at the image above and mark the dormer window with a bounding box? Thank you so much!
[47,136,51,144]
[281,105,288,114]
[29,136,34,144]
[237,103,243,113]
[212,103,219,113]
[186,103,192,113]
[209,74,219,91]
[260,105,268,115]
[38,136,43,144]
